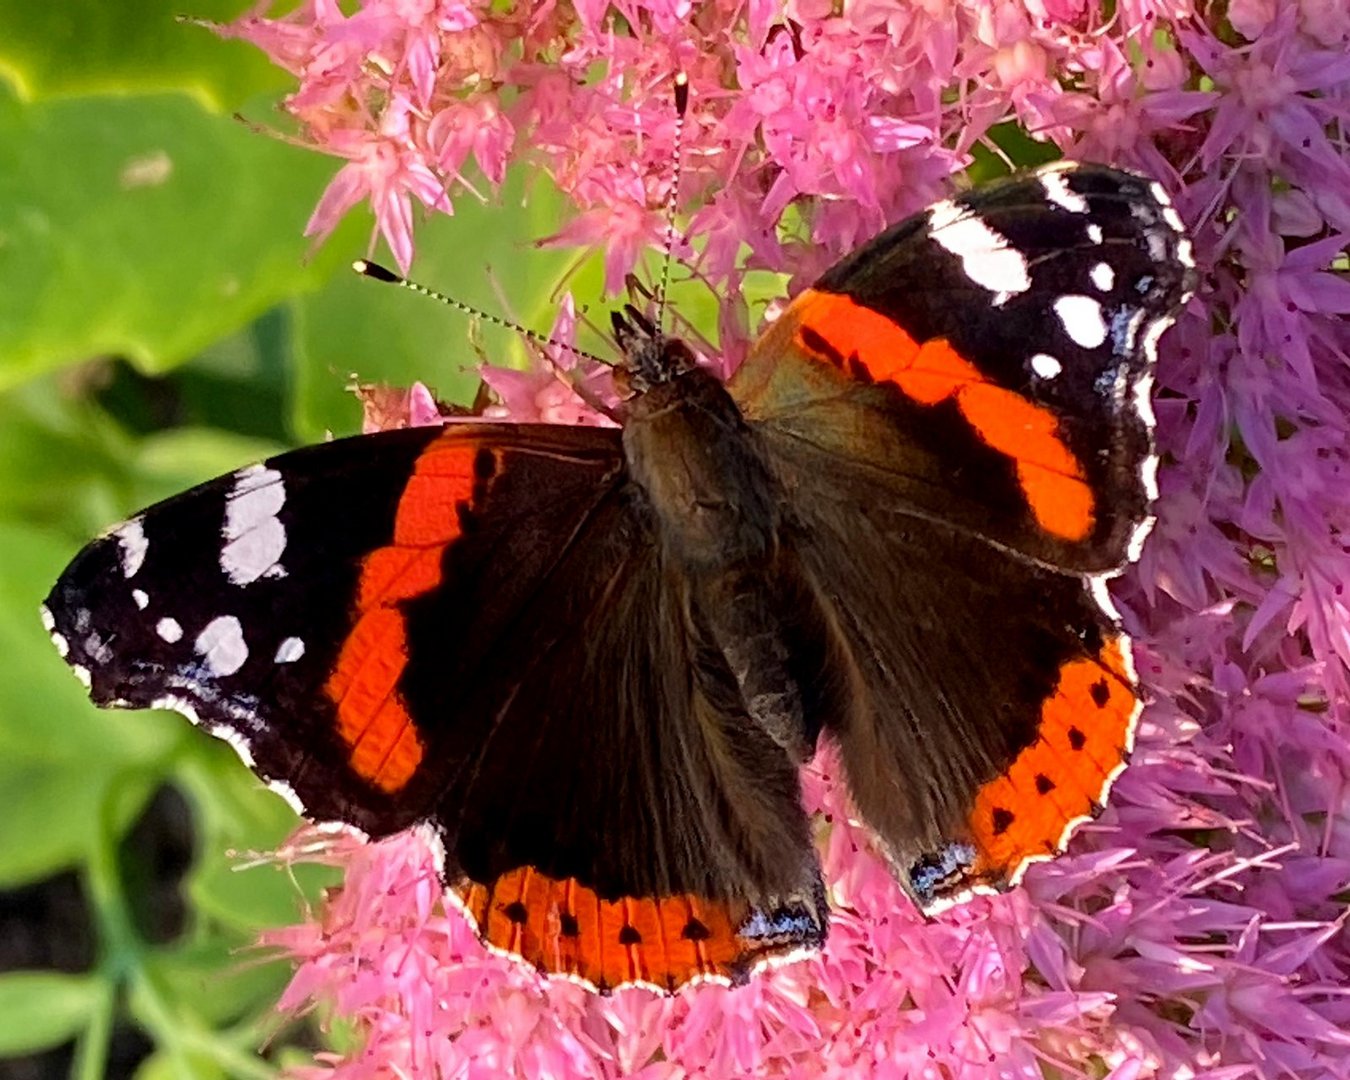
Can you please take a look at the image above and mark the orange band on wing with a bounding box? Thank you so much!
[790,290,1094,541]
[966,636,1136,883]
[325,435,494,793]
[456,867,760,992]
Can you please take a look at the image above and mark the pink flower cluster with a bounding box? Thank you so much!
[230,0,1350,1076]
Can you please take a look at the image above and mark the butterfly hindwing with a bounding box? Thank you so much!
[423,486,826,989]
[768,444,1136,906]
[44,421,826,991]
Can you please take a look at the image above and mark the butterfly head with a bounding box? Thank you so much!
[612,304,697,396]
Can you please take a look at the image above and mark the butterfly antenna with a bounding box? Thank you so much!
[353,260,623,423]
[352,260,609,367]
[653,71,689,334]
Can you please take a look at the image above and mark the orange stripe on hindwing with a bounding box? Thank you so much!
[453,868,771,992]
[790,289,1095,541]
[965,636,1136,884]
[324,435,496,792]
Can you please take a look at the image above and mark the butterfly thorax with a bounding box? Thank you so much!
[623,365,781,572]
[610,305,696,393]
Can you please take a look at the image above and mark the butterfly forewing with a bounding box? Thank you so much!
[733,163,1194,575]
[44,420,825,991]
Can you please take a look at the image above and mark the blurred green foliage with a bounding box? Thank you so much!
[0,3,603,1076]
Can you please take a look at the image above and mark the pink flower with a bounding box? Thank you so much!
[227,1,1350,1077]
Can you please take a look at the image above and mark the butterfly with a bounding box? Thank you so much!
[43,161,1194,993]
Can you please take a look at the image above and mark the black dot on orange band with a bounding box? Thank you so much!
[559,912,580,937]
[503,901,528,924]
[618,924,642,946]
[991,807,1015,835]
[1090,679,1111,707]
[1068,727,1087,750]
[682,918,711,941]
[1035,773,1056,795]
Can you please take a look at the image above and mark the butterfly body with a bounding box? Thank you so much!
[44,163,1194,992]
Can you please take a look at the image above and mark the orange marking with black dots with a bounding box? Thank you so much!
[454,867,763,992]
[325,435,495,793]
[790,289,1095,541]
[966,636,1136,883]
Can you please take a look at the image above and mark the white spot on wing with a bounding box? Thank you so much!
[221,465,288,585]
[1030,353,1063,379]
[72,665,91,688]
[114,520,147,578]
[1148,180,1186,232]
[132,589,149,610]
[156,617,183,643]
[1042,169,1089,213]
[1087,223,1104,244]
[195,615,248,677]
[929,200,1031,300]
[274,637,305,663]
[84,633,113,664]
[1091,262,1115,292]
[1054,295,1108,348]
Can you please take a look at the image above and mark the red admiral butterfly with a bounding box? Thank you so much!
[43,161,1194,993]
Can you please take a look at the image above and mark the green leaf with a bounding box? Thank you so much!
[0,972,103,1055]
[176,736,338,934]
[0,87,359,389]
[0,384,134,540]
[0,747,162,886]
[292,170,606,441]
[140,937,291,1031]
[0,763,117,885]
[131,1048,230,1080]
[0,1,286,108]
[967,122,1064,184]
[128,427,286,508]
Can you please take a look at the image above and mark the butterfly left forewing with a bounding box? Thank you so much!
[43,423,628,834]
[45,420,827,992]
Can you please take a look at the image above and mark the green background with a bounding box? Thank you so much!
[0,3,606,1076]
